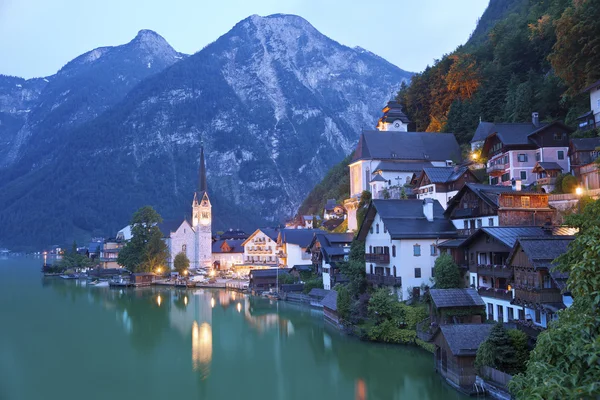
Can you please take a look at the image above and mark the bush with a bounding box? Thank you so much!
[302,277,323,294]
[336,285,352,322]
[397,302,429,330]
[416,338,436,353]
[433,253,461,289]
[508,329,530,374]
[562,174,578,194]
[366,320,417,344]
[368,288,404,324]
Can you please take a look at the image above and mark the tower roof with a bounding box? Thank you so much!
[197,142,207,197]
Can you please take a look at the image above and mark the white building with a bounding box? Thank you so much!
[160,144,212,269]
[357,198,457,299]
[277,229,321,268]
[413,166,477,209]
[212,239,244,270]
[241,229,280,268]
[577,79,600,130]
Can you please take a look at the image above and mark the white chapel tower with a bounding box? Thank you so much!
[192,143,212,269]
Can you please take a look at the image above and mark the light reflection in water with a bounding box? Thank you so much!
[192,320,212,379]
[236,302,242,313]
[355,378,367,400]
[184,296,188,306]
[210,297,215,308]
[156,295,162,307]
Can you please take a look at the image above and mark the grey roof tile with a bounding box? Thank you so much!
[438,324,494,356]
[471,121,495,143]
[430,288,485,308]
[571,138,600,151]
[321,290,337,311]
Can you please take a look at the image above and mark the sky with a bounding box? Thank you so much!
[0,0,489,79]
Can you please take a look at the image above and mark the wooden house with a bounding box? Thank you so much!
[569,138,600,190]
[321,290,339,325]
[433,324,494,391]
[248,268,291,292]
[429,288,486,325]
[413,166,479,209]
[130,273,155,286]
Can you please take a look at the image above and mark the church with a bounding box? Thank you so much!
[159,144,212,270]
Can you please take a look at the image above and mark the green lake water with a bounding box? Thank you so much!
[0,257,469,400]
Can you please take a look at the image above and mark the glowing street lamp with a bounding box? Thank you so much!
[575,187,583,196]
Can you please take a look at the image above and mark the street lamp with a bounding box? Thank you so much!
[575,187,583,196]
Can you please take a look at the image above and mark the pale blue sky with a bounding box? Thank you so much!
[0,0,489,79]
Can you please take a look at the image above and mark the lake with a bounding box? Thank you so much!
[0,257,469,400]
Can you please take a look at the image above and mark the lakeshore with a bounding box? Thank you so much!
[1,256,469,400]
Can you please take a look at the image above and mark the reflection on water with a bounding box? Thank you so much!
[1,257,470,400]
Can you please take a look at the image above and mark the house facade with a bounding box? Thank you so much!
[241,229,280,268]
[277,229,321,268]
[414,166,478,209]
[307,232,353,290]
[576,79,600,130]
[570,138,600,190]
[357,199,457,299]
[212,239,244,270]
[481,114,573,187]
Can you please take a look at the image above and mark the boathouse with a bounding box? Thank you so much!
[433,324,493,391]
[130,272,155,286]
[321,290,339,325]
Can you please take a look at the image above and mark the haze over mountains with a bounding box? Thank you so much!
[0,14,411,249]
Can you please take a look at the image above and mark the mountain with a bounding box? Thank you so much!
[0,29,185,175]
[0,14,411,249]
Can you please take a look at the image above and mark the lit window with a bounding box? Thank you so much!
[521,196,531,208]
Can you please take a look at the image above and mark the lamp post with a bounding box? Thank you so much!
[576,187,583,213]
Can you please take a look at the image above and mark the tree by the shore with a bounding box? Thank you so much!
[173,252,190,275]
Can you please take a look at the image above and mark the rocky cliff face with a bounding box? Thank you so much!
[0,14,411,249]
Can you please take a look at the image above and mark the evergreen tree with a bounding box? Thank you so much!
[433,253,461,289]
[117,205,164,272]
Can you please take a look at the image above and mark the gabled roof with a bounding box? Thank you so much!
[158,219,191,238]
[444,183,521,217]
[309,232,353,262]
[481,121,574,154]
[437,324,494,356]
[430,288,485,308]
[241,228,279,246]
[571,137,600,151]
[373,161,434,173]
[379,101,411,124]
[352,131,462,163]
[370,174,387,183]
[461,226,549,248]
[212,239,245,254]
[532,162,563,173]
[582,78,600,93]
[419,166,470,184]
[357,199,456,240]
[308,288,330,299]
[280,229,322,248]
[471,121,495,143]
[321,290,338,311]
[249,268,290,278]
[88,242,102,253]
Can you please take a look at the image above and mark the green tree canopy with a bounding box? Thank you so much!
[173,252,190,275]
[433,253,461,289]
[509,199,600,398]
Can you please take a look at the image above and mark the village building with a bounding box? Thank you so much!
[433,324,494,391]
[211,239,244,270]
[470,120,496,151]
[277,229,321,268]
[444,183,556,235]
[323,199,346,221]
[532,162,563,193]
[344,102,462,231]
[357,199,457,299]
[576,79,600,130]
[429,288,486,325]
[480,113,573,187]
[158,144,212,270]
[508,236,575,329]
[413,166,478,209]
[98,238,124,269]
[569,137,600,191]
[248,268,291,292]
[241,229,280,268]
[321,290,339,326]
[306,232,353,290]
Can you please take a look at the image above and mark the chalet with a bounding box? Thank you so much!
[248,268,291,292]
[481,113,573,186]
[321,290,339,326]
[508,236,575,329]
[413,166,478,209]
[130,273,155,286]
[444,183,555,235]
[440,226,576,323]
[532,162,563,193]
[242,229,280,268]
[323,199,346,221]
[87,240,102,259]
[357,199,457,299]
[277,229,322,268]
[569,138,600,190]
[212,239,244,270]
[433,324,494,391]
[306,232,353,290]
[470,120,495,151]
[575,79,600,130]
[429,288,486,325]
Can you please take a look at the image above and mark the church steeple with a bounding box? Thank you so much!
[198,142,207,195]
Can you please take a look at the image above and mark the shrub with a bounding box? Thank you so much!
[433,253,461,289]
[366,320,416,344]
[561,174,578,194]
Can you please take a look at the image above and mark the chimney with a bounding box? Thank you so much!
[423,198,434,222]
[532,112,539,127]
[511,178,522,191]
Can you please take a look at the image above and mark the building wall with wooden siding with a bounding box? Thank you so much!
[434,336,478,388]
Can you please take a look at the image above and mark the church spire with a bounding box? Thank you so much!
[198,141,207,194]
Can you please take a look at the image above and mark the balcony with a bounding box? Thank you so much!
[456,228,476,237]
[515,288,563,304]
[365,253,390,264]
[478,287,514,301]
[477,264,513,279]
[366,274,401,286]
[487,164,506,176]
[537,177,556,186]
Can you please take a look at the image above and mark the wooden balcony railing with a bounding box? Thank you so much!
[537,177,556,186]
[515,288,563,304]
[366,274,401,286]
[478,287,514,301]
[477,264,514,279]
[365,253,390,264]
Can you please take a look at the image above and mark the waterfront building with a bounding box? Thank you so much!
[357,199,457,299]
[98,238,123,269]
[413,166,478,209]
[211,239,244,270]
[480,113,573,187]
[321,290,339,325]
[159,144,212,270]
[306,232,353,290]
[277,229,321,268]
[241,228,280,268]
[575,79,600,130]
[248,268,291,292]
[428,288,486,326]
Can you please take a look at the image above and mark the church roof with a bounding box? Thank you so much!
[379,101,411,124]
[158,220,190,238]
[196,142,208,199]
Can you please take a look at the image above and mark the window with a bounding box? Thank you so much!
[370,226,373,234]
[498,305,504,323]
[520,171,527,180]
[521,196,531,208]
[504,155,509,164]
[505,195,514,207]
[430,245,437,256]
[182,244,187,253]
[414,267,421,278]
[393,266,397,276]
[507,307,514,321]
[392,245,396,257]
[376,224,379,234]
[488,303,494,319]
[558,150,564,160]
[383,224,387,234]
[535,309,541,324]
[518,154,528,162]
[518,309,525,320]
[370,264,373,274]
[554,133,565,141]
[477,219,482,228]
[470,220,476,229]
[491,177,499,185]
[431,267,435,277]
[471,276,476,287]
[489,218,494,226]
[501,173,510,182]
[463,220,468,229]
[413,244,421,256]
[536,152,540,161]
[369,245,373,253]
